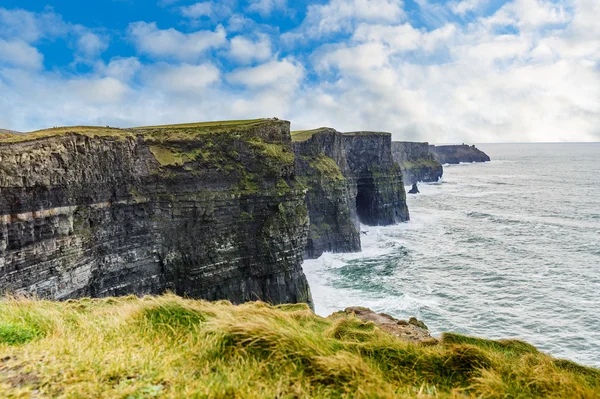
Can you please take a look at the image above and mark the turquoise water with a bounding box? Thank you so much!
[303,143,600,367]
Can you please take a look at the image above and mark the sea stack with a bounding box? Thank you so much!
[408,183,420,194]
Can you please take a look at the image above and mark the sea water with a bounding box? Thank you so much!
[303,143,600,367]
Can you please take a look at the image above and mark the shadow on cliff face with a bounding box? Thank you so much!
[356,177,377,225]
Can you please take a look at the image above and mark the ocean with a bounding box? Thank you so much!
[303,143,600,367]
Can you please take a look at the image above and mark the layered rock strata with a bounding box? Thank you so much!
[292,129,409,259]
[0,120,313,308]
[391,141,443,185]
[429,144,491,164]
[292,129,361,259]
[343,132,409,226]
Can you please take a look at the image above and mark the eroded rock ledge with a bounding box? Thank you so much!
[343,306,438,345]
[0,119,312,307]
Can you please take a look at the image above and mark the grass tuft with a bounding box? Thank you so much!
[441,332,539,357]
[0,295,598,398]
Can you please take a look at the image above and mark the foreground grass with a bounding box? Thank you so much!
[0,295,598,398]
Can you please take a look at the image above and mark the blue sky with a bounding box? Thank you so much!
[0,0,598,142]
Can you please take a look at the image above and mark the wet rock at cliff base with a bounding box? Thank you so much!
[343,306,438,344]
[408,183,419,194]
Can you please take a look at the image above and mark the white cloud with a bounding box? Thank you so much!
[0,7,69,43]
[229,34,272,63]
[0,39,44,69]
[96,57,142,81]
[352,23,456,53]
[485,0,570,31]
[247,0,288,16]
[283,0,405,42]
[227,59,304,89]
[76,31,109,59]
[0,7,109,66]
[449,0,488,15]
[180,1,233,19]
[67,77,131,104]
[296,0,599,142]
[128,22,227,61]
[148,63,221,93]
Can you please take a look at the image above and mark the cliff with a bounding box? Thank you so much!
[292,128,361,259]
[429,144,491,164]
[343,132,409,225]
[391,141,443,185]
[1,295,598,398]
[0,119,313,307]
[292,129,409,259]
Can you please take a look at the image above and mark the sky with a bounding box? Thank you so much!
[0,0,598,143]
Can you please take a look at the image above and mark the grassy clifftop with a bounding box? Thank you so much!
[0,295,598,398]
[0,119,279,144]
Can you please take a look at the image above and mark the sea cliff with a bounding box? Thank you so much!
[292,128,409,259]
[0,120,312,307]
[391,141,443,185]
[429,144,491,164]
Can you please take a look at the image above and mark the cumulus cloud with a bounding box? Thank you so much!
[0,39,44,69]
[229,34,272,63]
[75,31,109,61]
[247,0,288,16]
[352,23,456,54]
[148,63,221,93]
[227,59,304,89]
[484,0,571,30]
[449,0,488,15]
[0,7,69,42]
[296,0,600,142]
[0,7,108,66]
[180,1,234,20]
[128,22,227,61]
[95,57,142,82]
[283,0,405,42]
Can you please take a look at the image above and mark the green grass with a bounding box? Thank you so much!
[0,119,278,144]
[309,154,345,181]
[0,126,133,143]
[0,295,598,398]
[132,119,267,129]
[291,128,332,142]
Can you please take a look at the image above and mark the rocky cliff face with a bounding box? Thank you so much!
[343,132,409,226]
[293,129,409,259]
[391,141,443,185]
[429,144,491,164]
[0,120,313,308]
[292,129,361,259]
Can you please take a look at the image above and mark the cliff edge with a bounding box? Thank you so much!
[429,144,491,164]
[0,119,312,307]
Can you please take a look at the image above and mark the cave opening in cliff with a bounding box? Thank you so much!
[355,177,376,225]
